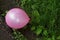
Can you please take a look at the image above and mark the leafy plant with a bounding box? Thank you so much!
[34,26,43,36]
[12,30,27,40]
[57,36,60,39]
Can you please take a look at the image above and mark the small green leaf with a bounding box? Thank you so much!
[43,30,48,36]
[52,35,55,40]
[1,13,5,16]
[34,26,43,35]
[47,38,52,40]
[31,10,40,23]
[31,26,36,31]
[57,36,60,39]
[36,38,40,40]
[32,10,40,17]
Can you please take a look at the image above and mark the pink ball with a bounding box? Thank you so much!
[5,8,30,29]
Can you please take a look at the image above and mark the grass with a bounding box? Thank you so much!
[0,0,60,40]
